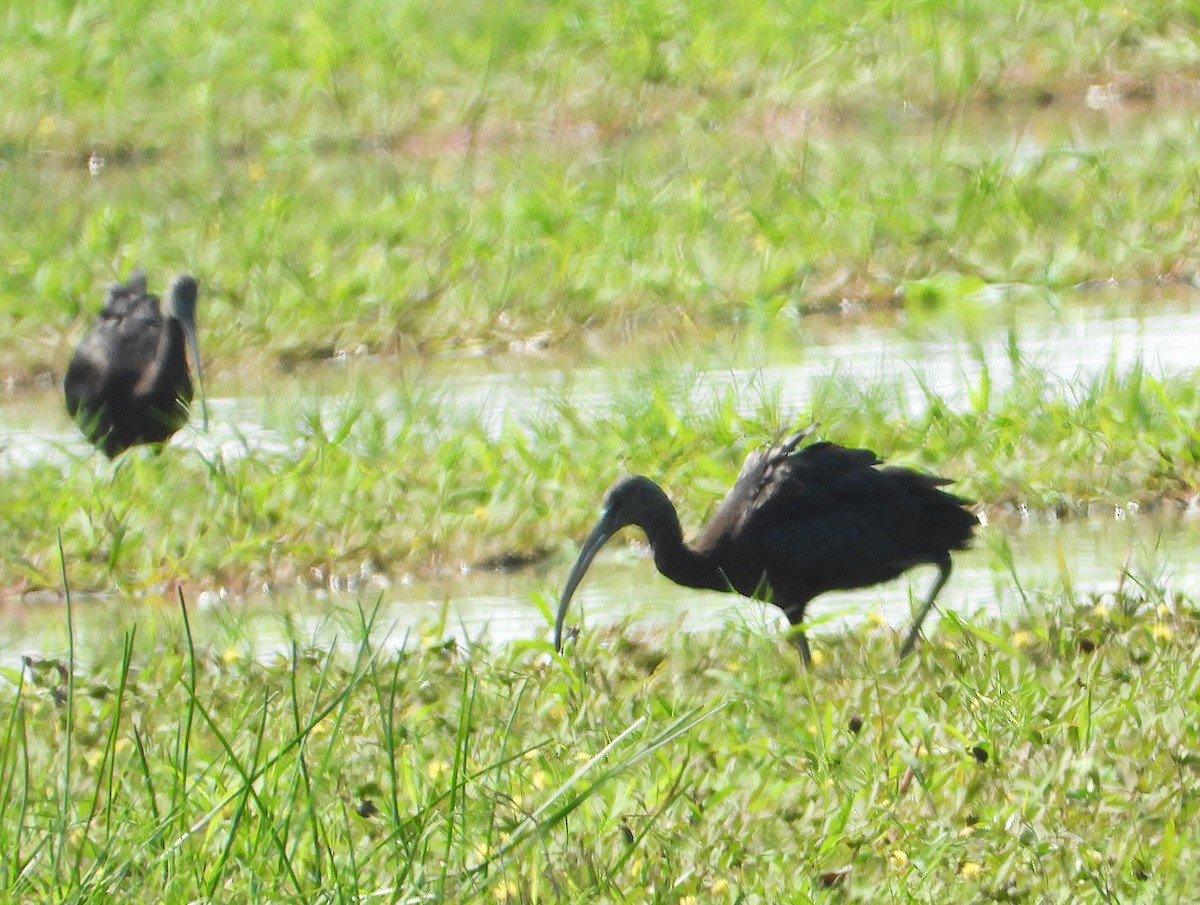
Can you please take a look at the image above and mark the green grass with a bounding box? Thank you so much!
[3,0,1200,380]
[3,588,1199,902]
[7,106,1200,381]
[5,1,1200,900]
[3,352,1199,595]
[6,0,1197,151]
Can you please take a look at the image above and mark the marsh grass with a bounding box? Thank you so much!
[3,353,1199,595]
[6,1,1200,898]
[6,0,1198,151]
[4,1,1200,380]
[3,577,1200,902]
[8,111,1200,381]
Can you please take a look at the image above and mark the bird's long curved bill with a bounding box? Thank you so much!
[553,515,616,652]
[181,316,208,431]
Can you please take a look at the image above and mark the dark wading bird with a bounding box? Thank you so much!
[64,270,207,458]
[554,430,978,663]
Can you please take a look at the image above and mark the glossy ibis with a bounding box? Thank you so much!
[553,430,977,663]
[64,270,207,458]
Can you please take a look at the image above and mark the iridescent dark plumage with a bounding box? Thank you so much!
[64,270,206,458]
[554,430,978,662]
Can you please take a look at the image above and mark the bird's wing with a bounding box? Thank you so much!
[699,438,783,548]
[725,440,903,561]
[124,269,148,296]
[698,431,837,546]
[751,449,976,578]
[65,299,163,408]
[741,440,882,529]
[745,460,911,586]
[63,333,112,417]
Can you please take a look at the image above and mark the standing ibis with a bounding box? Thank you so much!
[553,430,978,663]
[64,270,207,458]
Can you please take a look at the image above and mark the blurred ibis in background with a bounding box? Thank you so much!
[64,270,206,458]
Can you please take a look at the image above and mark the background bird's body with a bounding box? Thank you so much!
[554,431,978,661]
[64,271,202,458]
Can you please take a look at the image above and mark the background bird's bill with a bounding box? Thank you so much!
[180,307,208,431]
[553,511,621,651]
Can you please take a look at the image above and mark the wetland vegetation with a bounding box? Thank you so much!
[3,0,1200,900]
[3,0,1200,381]
[3,357,1200,597]
[3,597,1200,902]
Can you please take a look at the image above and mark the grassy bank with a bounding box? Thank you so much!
[3,354,1199,596]
[6,104,1200,383]
[3,1,1200,381]
[2,592,1197,902]
[7,0,1198,151]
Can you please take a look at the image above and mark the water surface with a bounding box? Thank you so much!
[4,512,1196,669]
[4,286,1199,468]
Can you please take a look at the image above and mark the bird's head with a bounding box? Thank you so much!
[167,274,199,323]
[599,475,674,532]
[552,475,674,652]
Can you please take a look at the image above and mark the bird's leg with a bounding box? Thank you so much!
[790,630,812,667]
[898,555,952,660]
[780,603,813,667]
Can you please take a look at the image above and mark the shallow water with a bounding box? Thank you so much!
[4,286,1199,467]
[6,86,1200,669]
[3,285,1200,664]
[4,511,1198,669]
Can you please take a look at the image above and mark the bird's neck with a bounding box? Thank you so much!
[645,520,729,593]
[135,319,190,399]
